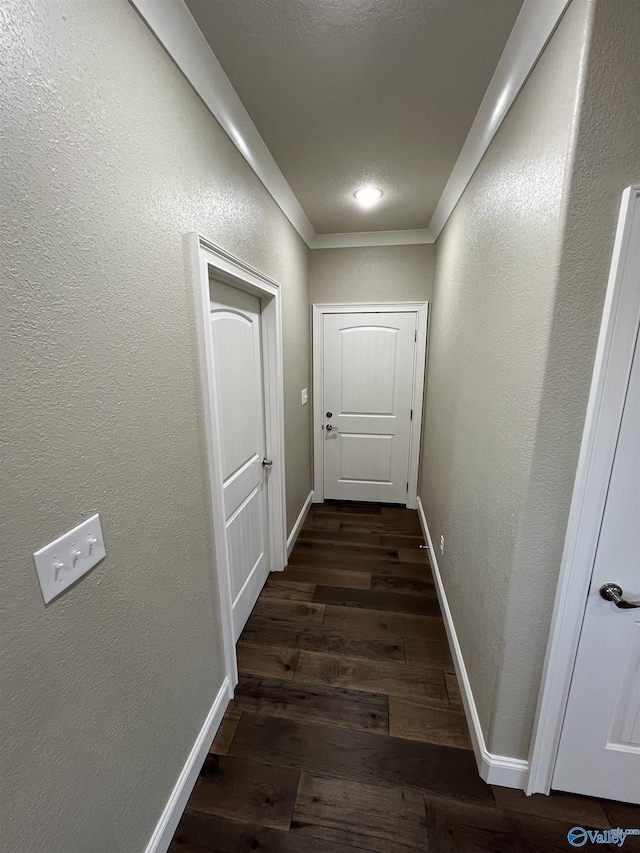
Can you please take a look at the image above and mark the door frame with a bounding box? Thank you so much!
[526,185,640,795]
[312,301,428,509]
[188,233,287,689]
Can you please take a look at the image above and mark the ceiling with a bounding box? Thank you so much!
[184,0,523,235]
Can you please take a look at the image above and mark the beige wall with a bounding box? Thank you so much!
[0,1,310,852]
[420,0,640,760]
[310,244,434,305]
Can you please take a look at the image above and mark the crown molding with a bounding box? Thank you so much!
[129,0,316,246]
[428,0,571,240]
[311,229,434,249]
[131,0,571,250]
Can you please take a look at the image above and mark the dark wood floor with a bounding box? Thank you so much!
[169,501,639,852]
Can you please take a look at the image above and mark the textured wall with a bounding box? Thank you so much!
[0,2,310,852]
[310,245,434,305]
[419,0,592,758]
[492,0,640,757]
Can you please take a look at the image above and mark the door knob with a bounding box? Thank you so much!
[326,424,338,432]
[262,458,273,467]
[599,583,640,609]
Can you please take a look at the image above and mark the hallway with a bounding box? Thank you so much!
[168,502,629,853]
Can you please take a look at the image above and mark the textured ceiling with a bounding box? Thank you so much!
[185,0,523,234]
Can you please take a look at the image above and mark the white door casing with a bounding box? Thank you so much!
[209,281,270,641]
[313,303,428,508]
[553,327,640,803]
[526,186,640,797]
[190,234,287,692]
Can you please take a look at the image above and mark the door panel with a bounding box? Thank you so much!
[210,280,270,640]
[323,312,416,503]
[553,329,640,803]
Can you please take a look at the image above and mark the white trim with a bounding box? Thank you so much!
[312,302,427,509]
[416,498,529,789]
[130,0,315,246]
[526,186,640,795]
[144,677,232,853]
[311,229,434,249]
[131,0,570,248]
[189,234,288,672]
[428,0,571,239]
[286,490,314,558]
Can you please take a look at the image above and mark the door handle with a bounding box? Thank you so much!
[599,583,640,609]
[262,458,273,467]
[325,424,338,432]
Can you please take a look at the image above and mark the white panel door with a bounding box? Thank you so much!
[210,280,270,641]
[553,328,640,803]
[322,312,417,503]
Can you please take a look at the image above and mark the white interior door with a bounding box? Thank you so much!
[322,312,417,504]
[210,280,270,641]
[553,328,640,804]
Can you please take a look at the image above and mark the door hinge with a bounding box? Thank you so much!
[406,481,409,492]
[410,408,413,420]
[415,329,417,342]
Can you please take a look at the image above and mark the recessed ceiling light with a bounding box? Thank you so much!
[354,186,383,208]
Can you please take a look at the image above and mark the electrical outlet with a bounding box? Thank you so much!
[440,534,445,556]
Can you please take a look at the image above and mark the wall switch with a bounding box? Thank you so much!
[440,534,445,556]
[33,513,106,604]
[301,388,308,405]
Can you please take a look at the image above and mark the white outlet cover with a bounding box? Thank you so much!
[301,388,308,405]
[33,513,106,604]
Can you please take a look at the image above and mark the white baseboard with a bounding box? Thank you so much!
[286,490,314,558]
[416,498,529,790]
[145,677,232,853]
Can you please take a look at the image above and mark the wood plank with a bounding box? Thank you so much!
[252,598,326,625]
[298,528,381,547]
[186,754,299,830]
[262,579,317,601]
[404,635,454,669]
[323,605,447,642]
[319,502,382,514]
[508,813,614,853]
[380,534,426,549]
[492,786,610,829]
[389,697,472,749]
[302,517,341,530]
[370,575,436,596]
[423,796,518,853]
[233,675,389,734]
[312,586,441,617]
[237,642,300,680]
[334,519,424,535]
[209,708,241,756]
[290,542,398,567]
[292,772,428,853]
[241,615,405,662]
[170,811,367,853]
[397,548,429,564]
[281,565,372,589]
[444,672,463,708]
[229,714,495,805]
[294,649,448,703]
[373,562,432,581]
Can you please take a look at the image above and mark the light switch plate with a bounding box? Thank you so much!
[301,388,308,405]
[33,513,106,604]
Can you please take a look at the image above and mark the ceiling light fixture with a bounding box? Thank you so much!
[354,186,383,208]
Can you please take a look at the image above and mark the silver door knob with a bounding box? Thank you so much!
[262,458,273,467]
[599,583,640,609]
